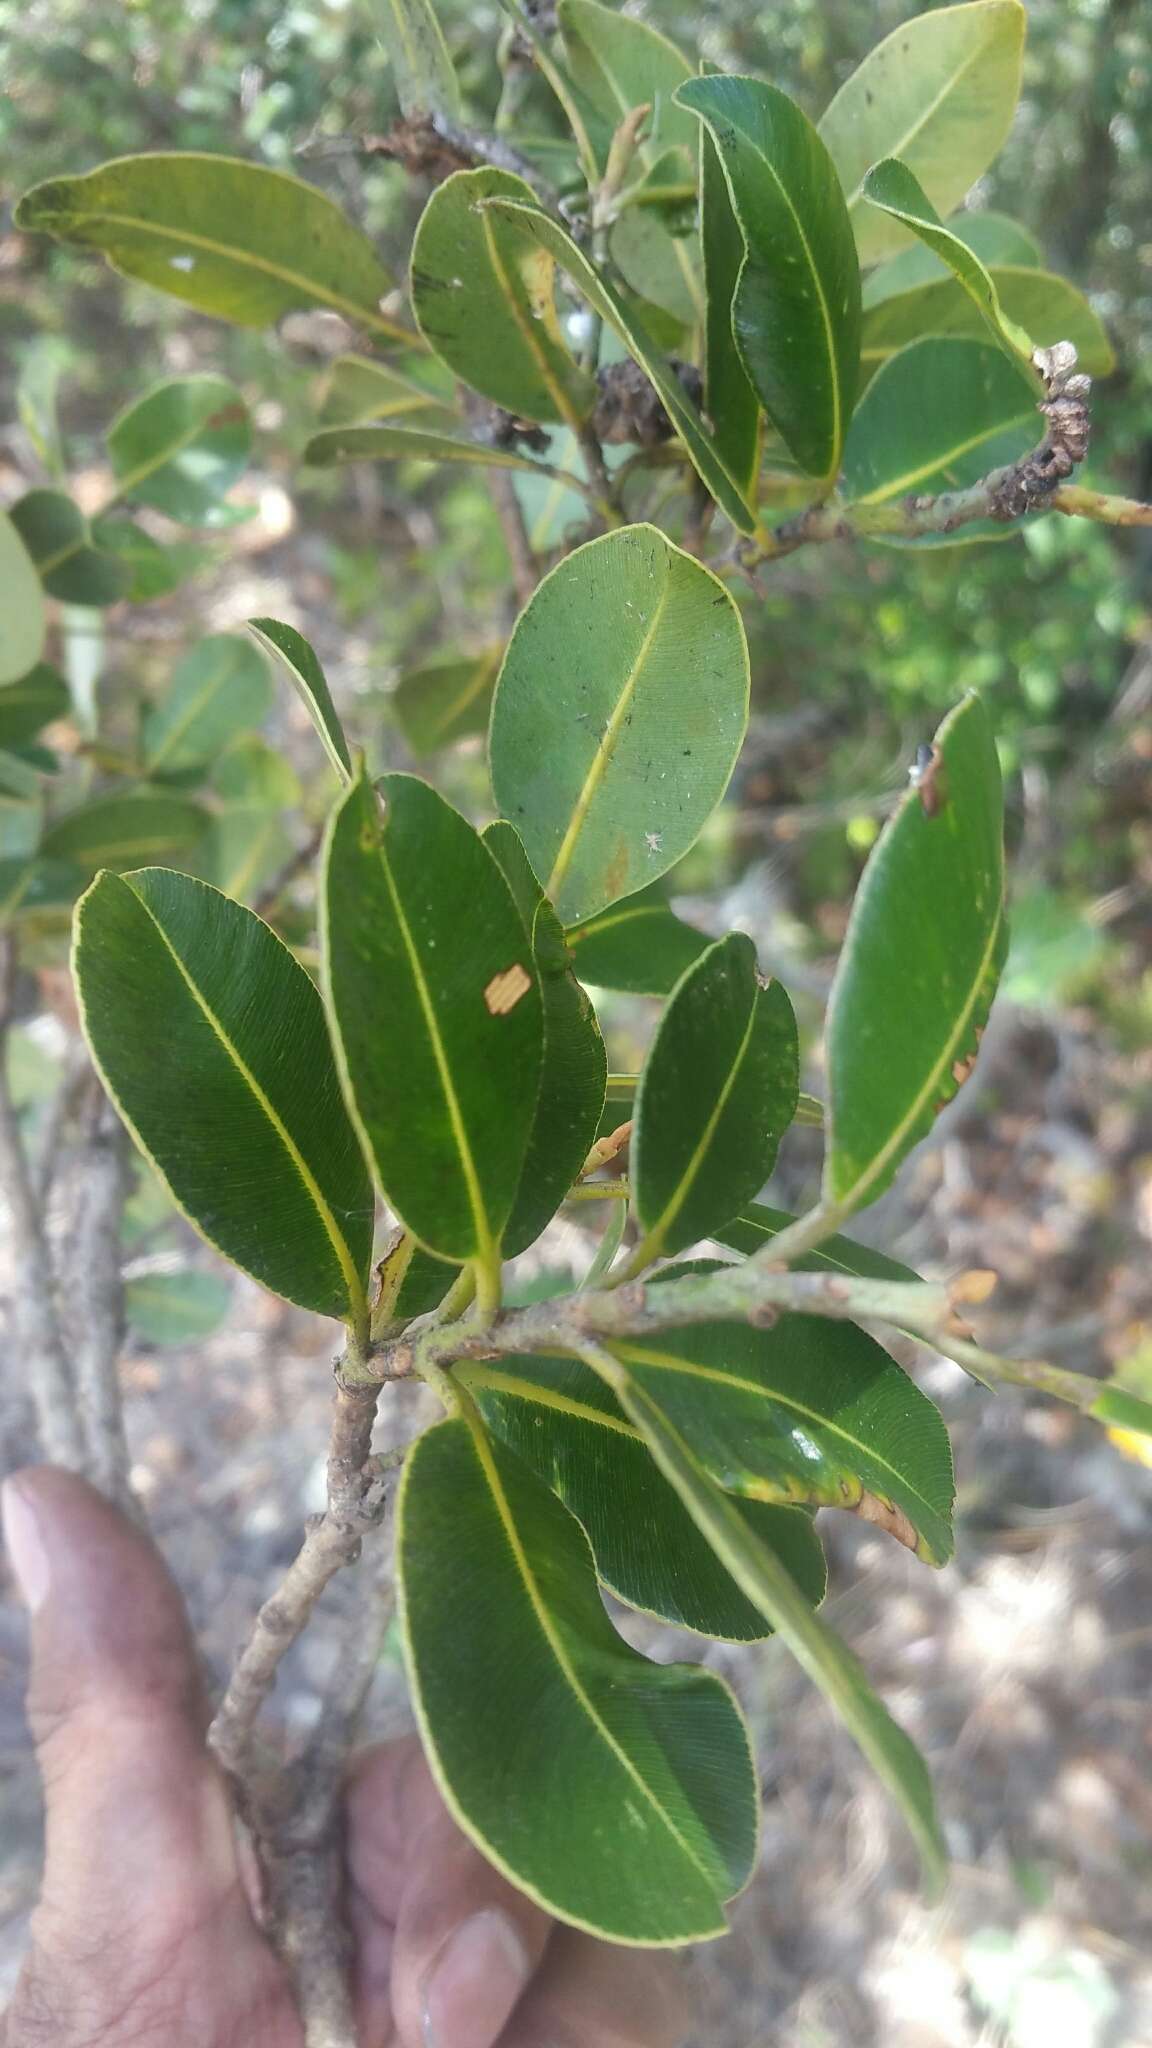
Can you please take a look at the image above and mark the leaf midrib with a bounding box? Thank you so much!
[479,207,586,433]
[126,880,367,1320]
[146,643,246,770]
[840,29,995,212]
[460,1402,720,1885]
[613,1337,948,1542]
[546,571,672,902]
[638,976,759,1255]
[855,409,1033,502]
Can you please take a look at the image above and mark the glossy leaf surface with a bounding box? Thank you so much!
[632,936,798,1261]
[863,159,1034,365]
[698,120,760,501]
[490,525,748,927]
[106,375,251,524]
[598,1356,947,1890]
[143,633,271,777]
[483,821,606,1256]
[480,195,757,531]
[465,1352,825,1639]
[247,619,352,782]
[16,155,397,332]
[398,1411,758,1941]
[824,692,1005,1211]
[75,868,373,1323]
[818,0,1027,269]
[676,75,861,481]
[411,169,595,427]
[322,770,543,1266]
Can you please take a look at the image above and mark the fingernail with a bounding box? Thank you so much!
[1,1480,51,1614]
[422,1907,531,2048]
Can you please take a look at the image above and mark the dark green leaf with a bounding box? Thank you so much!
[0,515,47,686]
[480,195,757,531]
[89,517,190,603]
[42,791,209,870]
[698,119,760,502]
[565,881,709,995]
[397,1410,758,1940]
[125,1267,232,1345]
[143,633,271,777]
[394,649,502,757]
[8,490,128,606]
[466,1352,825,1639]
[675,75,861,481]
[321,769,543,1271]
[0,857,88,926]
[606,1313,954,1562]
[632,936,798,1263]
[715,1204,921,1283]
[483,821,606,1256]
[377,0,463,118]
[842,337,1038,537]
[304,423,559,476]
[16,155,403,339]
[489,523,749,926]
[863,211,1042,304]
[860,267,1114,381]
[247,619,352,782]
[0,665,69,749]
[863,159,1034,366]
[593,1351,947,1890]
[824,692,1006,1212]
[411,168,595,427]
[105,375,251,525]
[75,868,373,1325]
[818,1,1026,269]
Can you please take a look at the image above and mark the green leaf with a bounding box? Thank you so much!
[592,1351,947,1891]
[125,1267,231,1346]
[0,753,44,802]
[410,168,595,428]
[0,513,47,685]
[818,0,1027,270]
[246,619,352,783]
[89,517,189,603]
[863,210,1042,304]
[105,374,251,525]
[0,857,88,927]
[320,353,457,430]
[8,490,128,606]
[675,75,861,482]
[558,0,696,163]
[394,648,501,757]
[715,1204,921,1284]
[565,881,709,995]
[0,665,69,750]
[464,1353,825,1639]
[377,0,462,118]
[860,267,1114,381]
[41,791,209,870]
[863,159,1034,366]
[483,821,606,1256]
[605,1313,953,1562]
[16,154,401,338]
[842,337,1038,529]
[489,524,748,927]
[304,423,559,477]
[824,692,1006,1213]
[143,633,271,777]
[632,936,797,1263]
[74,869,373,1325]
[397,1409,758,1941]
[212,736,301,808]
[321,769,543,1270]
[480,195,757,531]
[698,120,760,502]
[203,808,292,905]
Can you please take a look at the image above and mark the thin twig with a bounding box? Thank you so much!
[487,465,539,608]
[0,938,84,1469]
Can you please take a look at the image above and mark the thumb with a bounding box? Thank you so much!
[2,1466,241,1959]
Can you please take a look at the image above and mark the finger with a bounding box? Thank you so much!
[348,1737,552,2048]
[495,1927,689,2048]
[2,1467,241,1957]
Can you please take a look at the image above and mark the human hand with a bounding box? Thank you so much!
[0,1468,687,2048]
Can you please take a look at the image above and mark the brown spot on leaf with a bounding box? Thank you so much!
[952,1049,978,1087]
[850,1492,920,1553]
[484,963,532,1016]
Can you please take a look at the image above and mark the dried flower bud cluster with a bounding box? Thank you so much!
[988,341,1092,520]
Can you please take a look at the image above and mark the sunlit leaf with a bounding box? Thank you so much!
[320,353,457,430]
[863,159,1034,366]
[304,422,560,476]
[247,618,352,782]
[863,210,1041,304]
[860,267,1114,380]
